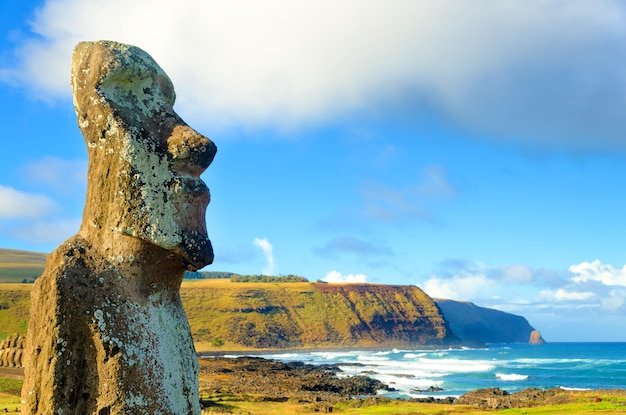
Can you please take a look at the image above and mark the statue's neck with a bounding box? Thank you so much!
[77,229,186,295]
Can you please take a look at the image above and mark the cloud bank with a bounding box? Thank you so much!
[0,157,90,248]
[3,0,626,150]
[569,260,626,287]
[0,186,57,219]
[419,258,626,339]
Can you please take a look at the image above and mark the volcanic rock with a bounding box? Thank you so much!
[529,330,546,344]
[198,357,389,403]
[21,40,216,415]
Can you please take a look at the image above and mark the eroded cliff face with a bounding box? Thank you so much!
[3,279,543,354]
[182,282,459,349]
[529,330,546,345]
[435,299,537,345]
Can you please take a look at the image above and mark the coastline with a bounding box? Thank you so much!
[196,355,626,413]
[2,352,625,413]
[199,343,626,398]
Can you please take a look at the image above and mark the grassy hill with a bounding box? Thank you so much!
[0,248,538,350]
[0,280,455,351]
[184,279,455,351]
[0,249,47,283]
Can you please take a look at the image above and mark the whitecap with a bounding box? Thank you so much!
[357,354,389,362]
[559,386,592,391]
[403,352,427,359]
[374,374,444,395]
[496,373,528,381]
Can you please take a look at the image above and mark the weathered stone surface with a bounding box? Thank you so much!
[198,357,390,404]
[456,387,608,409]
[529,329,546,345]
[22,40,216,415]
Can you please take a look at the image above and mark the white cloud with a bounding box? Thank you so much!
[601,290,626,314]
[421,259,626,340]
[420,273,491,301]
[0,185,57,219]
[569,260,626,287]
[538,288,595,302]
[4,0,626,150]
[322,270,367,284]
[253,237,275,275]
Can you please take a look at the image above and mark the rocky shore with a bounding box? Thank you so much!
[198,356,388,403]
[198,356,626,411]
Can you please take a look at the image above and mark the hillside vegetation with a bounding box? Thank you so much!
[0,249,46,283]
[0,249,539,350]
[0,284,30,339]
[0,283,538,350]
[183,279,456,351]
[0,280,456,350]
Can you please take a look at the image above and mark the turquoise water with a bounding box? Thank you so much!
[252,343,626,398]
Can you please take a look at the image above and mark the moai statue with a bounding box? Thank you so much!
[22,41,216,415]
[6,348,16,368]
[14,347,23,368]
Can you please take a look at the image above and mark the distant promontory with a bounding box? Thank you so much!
[435,299,541,345]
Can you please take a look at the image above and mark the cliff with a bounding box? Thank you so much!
[183,280,458,350]
[435,299,537,344]
[0,248,543,350]
[0,279,541,350]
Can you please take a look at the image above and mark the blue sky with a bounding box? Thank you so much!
[2,0,626,341]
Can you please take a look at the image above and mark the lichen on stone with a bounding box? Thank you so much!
[22,40,212,414]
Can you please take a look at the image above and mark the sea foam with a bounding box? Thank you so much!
[496,373,529,381]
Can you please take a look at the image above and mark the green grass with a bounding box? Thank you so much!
[199,394,626,415]
[198,393,626,415]
[0,377,22,412]
[0,392,20,412]
[0,285,31,339]
[183,279,449,352]
[0,279,449,350]
[0,377,22,396]
[0,251,45,338]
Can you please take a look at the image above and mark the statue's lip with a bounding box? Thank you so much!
[172,175,210,197]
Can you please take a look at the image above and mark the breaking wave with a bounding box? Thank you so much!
[496,373,529,381]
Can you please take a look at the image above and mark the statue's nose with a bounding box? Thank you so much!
[167,123,217,177]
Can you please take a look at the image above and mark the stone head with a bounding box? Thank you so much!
[71,40,216,271]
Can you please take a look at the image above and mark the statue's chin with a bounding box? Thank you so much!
[171,234,214,272]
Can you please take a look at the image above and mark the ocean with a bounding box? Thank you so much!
[235,343,626,399]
